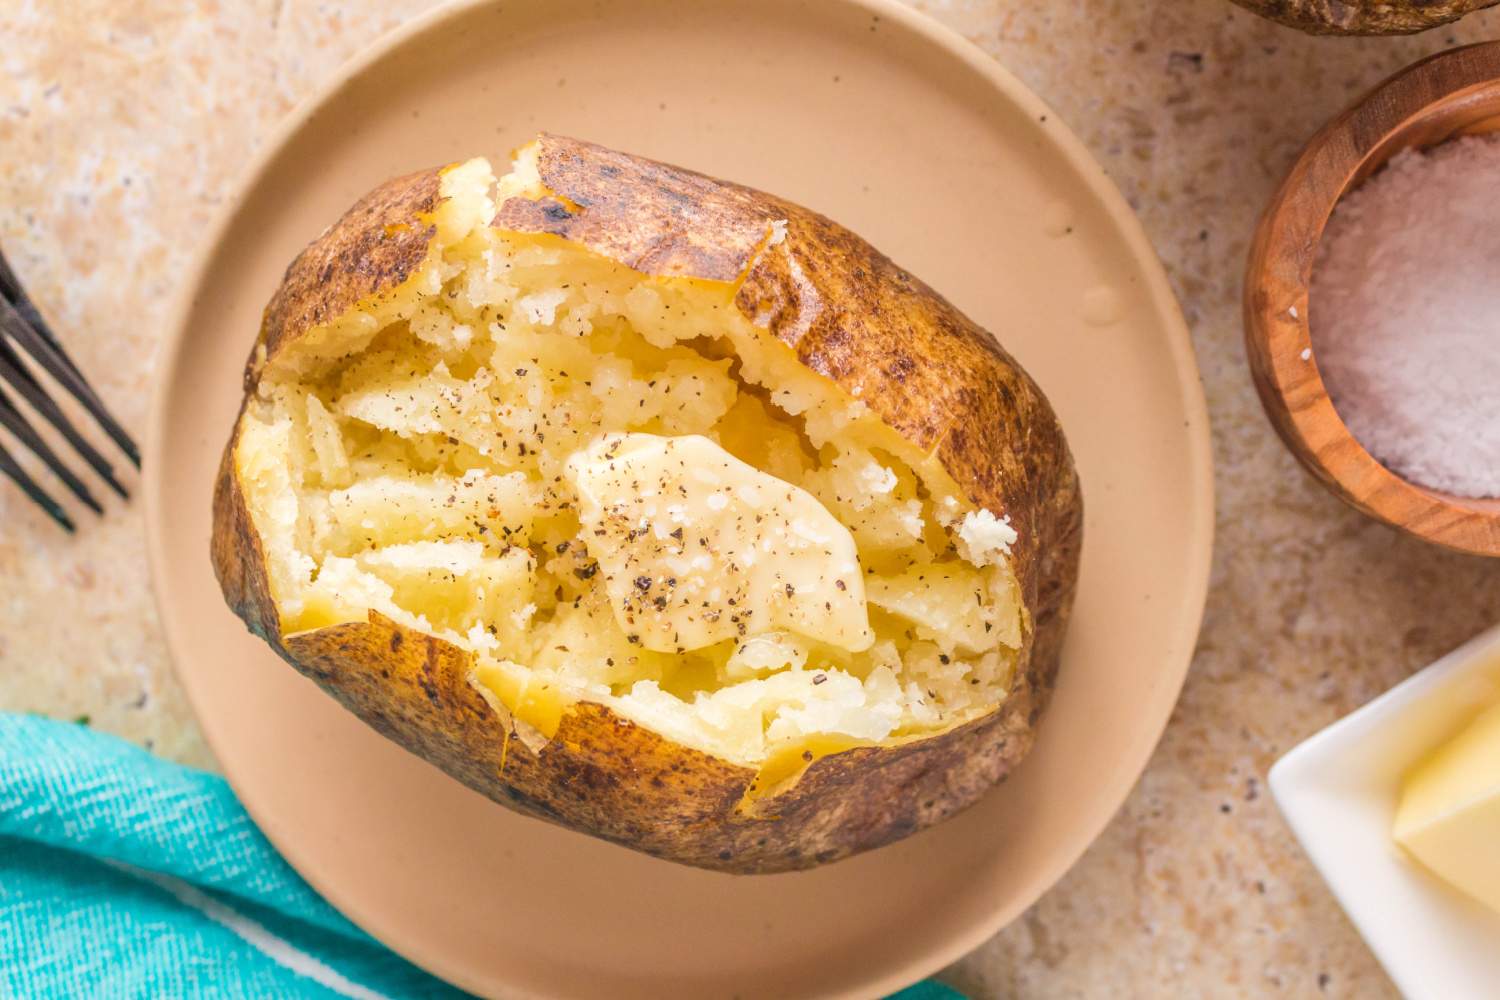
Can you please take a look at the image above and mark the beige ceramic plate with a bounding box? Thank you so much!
[145,1,1213,996]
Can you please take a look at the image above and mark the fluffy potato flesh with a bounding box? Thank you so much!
[235,155,1025,771]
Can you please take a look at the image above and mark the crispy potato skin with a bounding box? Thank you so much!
[255,168,442,381]
[1227,0,1496,34]
[213,135,1082,873]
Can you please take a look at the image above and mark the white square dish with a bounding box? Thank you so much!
[1270,622,1500,1000]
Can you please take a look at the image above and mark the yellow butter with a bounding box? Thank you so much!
[565,433,874,655]
[472,659,565,739]
[1394,700,1500,915]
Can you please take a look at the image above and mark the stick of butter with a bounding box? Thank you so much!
[1394,700,1500,915]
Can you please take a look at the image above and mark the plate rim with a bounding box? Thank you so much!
[143,0,1215,995]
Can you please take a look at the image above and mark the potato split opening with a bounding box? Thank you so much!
[233,153,1026,768]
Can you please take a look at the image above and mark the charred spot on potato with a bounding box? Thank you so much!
[884,354,916,382]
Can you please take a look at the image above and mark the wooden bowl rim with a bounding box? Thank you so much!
[1244,41,1500,558]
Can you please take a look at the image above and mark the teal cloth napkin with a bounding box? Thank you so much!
[0,713,962,999]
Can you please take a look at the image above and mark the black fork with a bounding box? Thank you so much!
[0,246,139,532]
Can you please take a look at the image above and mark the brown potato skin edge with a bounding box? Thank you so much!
[1226,0,1495,34]
[212,136,1082,873]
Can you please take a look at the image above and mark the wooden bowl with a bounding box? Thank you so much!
[1245,41,1500,558]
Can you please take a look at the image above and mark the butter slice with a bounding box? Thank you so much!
[1394,700,1500,915]
[566,433,874,655]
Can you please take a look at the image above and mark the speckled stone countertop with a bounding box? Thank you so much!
[3,1,1500,996]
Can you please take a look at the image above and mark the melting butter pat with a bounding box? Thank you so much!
[565,433,874,655]
[1394,699,1500,915]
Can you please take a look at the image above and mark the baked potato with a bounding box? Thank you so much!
[211,134,1082,873]
[1228,0,1497,33]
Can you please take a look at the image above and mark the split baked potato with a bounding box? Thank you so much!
[211,134,1082,873]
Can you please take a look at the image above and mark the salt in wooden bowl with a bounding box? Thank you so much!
[1244,41,1500,558]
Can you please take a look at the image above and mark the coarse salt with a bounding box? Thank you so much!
[1311,134,1500,499]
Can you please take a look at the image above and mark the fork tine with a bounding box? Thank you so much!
[0,251,81,373]
[0,337,127,500]
[0,291,141,469]
[0,387,103,514]
[0,439,74,533]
